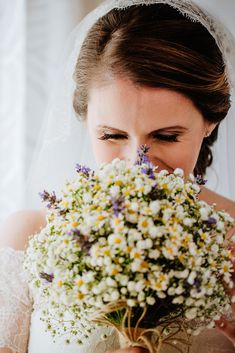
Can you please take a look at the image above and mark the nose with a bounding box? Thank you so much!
[123,141,173,173]
[124,140,147,164]
[124,140,158,166]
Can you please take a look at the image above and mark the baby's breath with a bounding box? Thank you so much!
[24,155,235,344]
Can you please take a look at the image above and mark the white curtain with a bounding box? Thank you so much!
[0,0,102,222]
[0,0,26,222]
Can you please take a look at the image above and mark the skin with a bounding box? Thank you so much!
[86,77,235,351]
[87,78,215,177]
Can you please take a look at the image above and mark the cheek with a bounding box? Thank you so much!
[150,139,203,176]
[170,146,199,175]
[89,137,122,165]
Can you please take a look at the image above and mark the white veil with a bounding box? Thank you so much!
[25,0,235,209]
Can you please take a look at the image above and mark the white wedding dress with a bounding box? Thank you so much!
[0,247,234,353]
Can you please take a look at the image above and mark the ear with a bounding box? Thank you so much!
[204,122,218,138]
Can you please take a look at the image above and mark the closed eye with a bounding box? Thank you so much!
[152,133,179,142]
[98,133,127,141]
[98,132,179,142]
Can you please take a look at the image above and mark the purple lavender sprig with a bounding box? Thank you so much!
[38,190,60,209]
[68,228,81,239]
[135,144,155,180]
[135,144,151,165]
[195,175,207,185]
[67,229,92,254]
[141,165,155,180]
[75,164,91,179]
[39,272,54,283]
[111,196,125,217]
[206,216,217,227]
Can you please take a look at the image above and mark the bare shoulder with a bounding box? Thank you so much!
[0,208,47,251]
[199,186,235,218]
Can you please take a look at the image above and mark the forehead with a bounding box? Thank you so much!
[87,78,202,130]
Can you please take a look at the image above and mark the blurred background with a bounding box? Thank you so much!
[0,0,103,221]
[0,0,235,222]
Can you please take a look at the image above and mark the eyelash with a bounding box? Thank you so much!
[98,133,179,142]
[152,133,179,142]
[99,133,127,141]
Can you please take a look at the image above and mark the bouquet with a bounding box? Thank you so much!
[24,145,235,353]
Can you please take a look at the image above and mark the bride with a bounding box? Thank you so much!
[1,1,235,353]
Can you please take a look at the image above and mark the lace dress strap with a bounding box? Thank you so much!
[0,248,33,353]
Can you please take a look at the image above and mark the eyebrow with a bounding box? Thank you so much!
[96,124,188,135]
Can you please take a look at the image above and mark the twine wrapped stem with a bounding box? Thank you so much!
[90,300,192,353]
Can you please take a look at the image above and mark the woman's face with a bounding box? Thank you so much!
[87,78,215,177]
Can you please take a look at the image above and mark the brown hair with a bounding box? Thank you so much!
[73,4,231,177]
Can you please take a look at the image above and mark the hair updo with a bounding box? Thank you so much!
[73,3,231,177]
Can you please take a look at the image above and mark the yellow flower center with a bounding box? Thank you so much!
[97,215,105,221]
[133,252,141,259]
[77,293,85,300]
[141,220,148,228]
[223,265,229,273]
[76,279,84,287]
[94,185,100,191]
[62,200,69,208]
[71,222,79,228]
[111,268,120,275]
[159,274,167,281]
[124,191,130,197]
[127,246,132,253]
[115,180,123,186]
[166,246,173,254]
[178,254,185,262]
[141,261,149,269]
[103,249,111,256]
[201,233,207,241]
[155,282,162,289]
[114,219,121,226]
